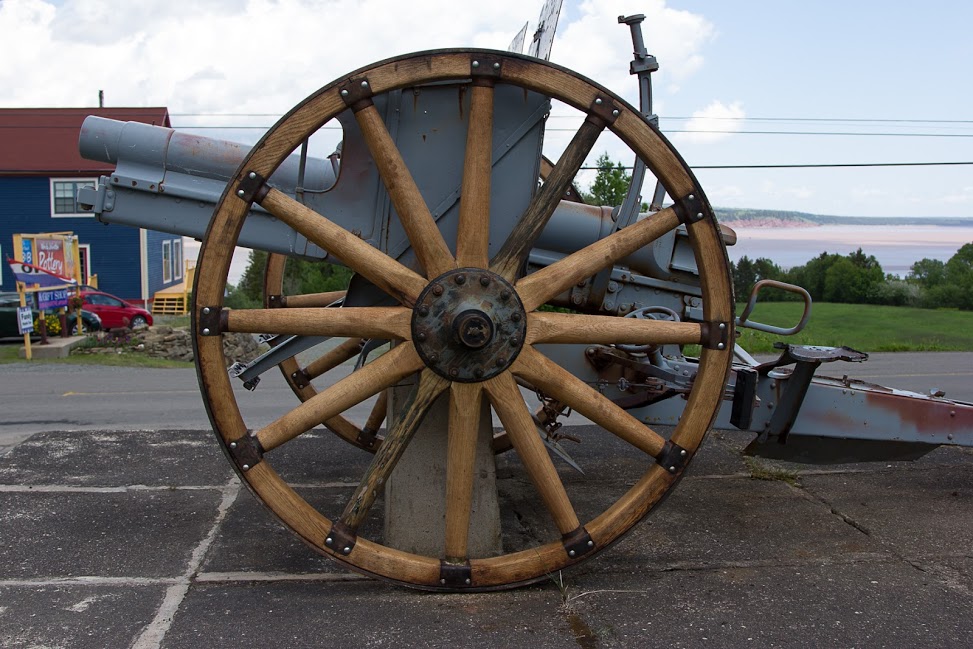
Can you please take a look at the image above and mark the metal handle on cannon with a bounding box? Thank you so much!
[736,279,813,336]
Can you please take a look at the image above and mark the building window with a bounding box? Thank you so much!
[50,178,97,217]
[163,240,172,283]
[173,239,183,280]
[78,244,91,286]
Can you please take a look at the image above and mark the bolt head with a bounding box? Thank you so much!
[696,212,704,220]
[325,537,333,546]
[612,109,619,117]
[680,449,688,457]
[496,357,506,367]
[511,312,521,322]
[455,274,466,285]
[248,171,257,179]
[360,80,369,88]
[202,307,211,315]
[236,189,245,197]
[340,89,349,96]
[342,546,351,554]
[242,464,250,471]
[418,305,429,317]
[432,285,444,296]
[717,343,725,350]
[569,550,576,557]
[449,368,459,378]
[229,442,237,449]
[480,276,490,287]
[500,289,511,300]
[472,60,479,68]
[492,62,500,70]
[416,332,426,342]
[474,368,484,378]
[587,540,594,547]
[719,322,726,330]
[595,97,603,105]
[428,354,439,364]
[202,328,211,336]
[440,579,446,585]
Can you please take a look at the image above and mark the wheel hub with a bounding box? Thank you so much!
[412,268,526,383]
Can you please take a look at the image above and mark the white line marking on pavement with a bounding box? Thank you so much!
[131,480,240,649]
[0,484,226,493]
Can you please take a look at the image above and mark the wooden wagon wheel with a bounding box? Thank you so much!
[193,49,733,590]
[261,253,388,451]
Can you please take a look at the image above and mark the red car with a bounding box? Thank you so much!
[79,290,153,329]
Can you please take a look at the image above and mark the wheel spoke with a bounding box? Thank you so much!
[302,337,363,382]
[527,311,703,346]
[256,343,424,452]
[456,83,494,268]
[516,206,680,311]
[511,347,666,457]
[260,188,426,305]
[444,382,483,561]
[358,389,389,448]
[484,372,580,535]
[225,307,410,340]
[354,103,457,278]
[339,369,450,531]
[278,290,346,308]
[490,117,605,281]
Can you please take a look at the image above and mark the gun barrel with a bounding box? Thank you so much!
[79,116,337,191]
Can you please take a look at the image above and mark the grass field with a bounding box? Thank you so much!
[735,302,973,354]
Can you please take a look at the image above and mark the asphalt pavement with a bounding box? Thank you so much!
[0,352,971,647]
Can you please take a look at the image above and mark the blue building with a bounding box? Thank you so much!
[0,107,184,307]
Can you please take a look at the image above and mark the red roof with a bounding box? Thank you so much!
[0,107,171,175]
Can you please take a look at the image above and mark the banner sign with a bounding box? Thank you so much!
[6,258,77,289]
[17,306,34,335]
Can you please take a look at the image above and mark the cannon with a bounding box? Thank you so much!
[76,15,972,591]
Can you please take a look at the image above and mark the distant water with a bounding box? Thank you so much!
[726,225,973,276]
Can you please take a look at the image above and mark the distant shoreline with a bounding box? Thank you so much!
[715,207,973,228]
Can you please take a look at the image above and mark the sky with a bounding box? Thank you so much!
[1,0,972,218]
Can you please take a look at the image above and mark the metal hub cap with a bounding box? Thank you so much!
[412,268,526,383]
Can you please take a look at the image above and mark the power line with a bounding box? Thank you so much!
[580,161,973,170]
[547,128,973,137]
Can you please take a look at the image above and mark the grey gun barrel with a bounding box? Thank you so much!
[80,116,337,191]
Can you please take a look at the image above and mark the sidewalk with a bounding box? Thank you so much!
[1,427,971,648]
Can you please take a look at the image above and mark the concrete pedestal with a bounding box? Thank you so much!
[384,382,502,558]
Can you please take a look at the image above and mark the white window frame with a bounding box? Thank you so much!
[162,240,172,283]
[173,239,183,280]
[50,178,97,217]
[78,243,91,286]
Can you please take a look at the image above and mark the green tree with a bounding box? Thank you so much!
[731,256,784,301]
[907,258,946,289]
[785,252,844,300]
[942,242,973,310]
[235,249,353,306]
[583,153,631,206]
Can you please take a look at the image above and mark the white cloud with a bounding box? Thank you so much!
[553,0,715,105]
[673,100,745,144]
[941,186,973,204]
